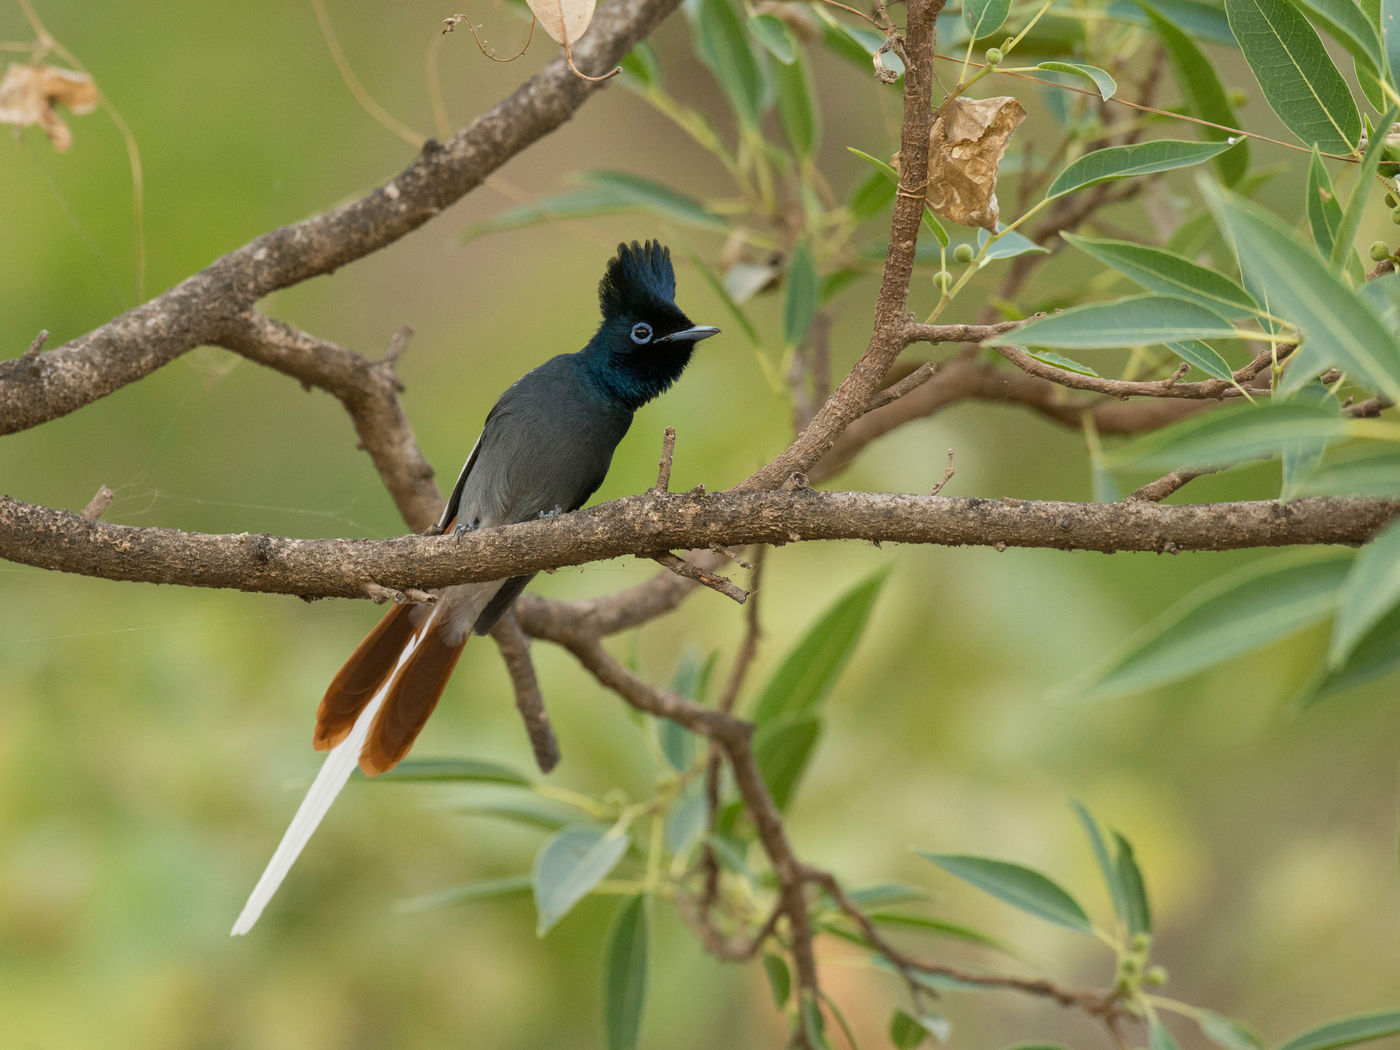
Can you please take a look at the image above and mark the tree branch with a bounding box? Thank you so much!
[3,491,1391,598]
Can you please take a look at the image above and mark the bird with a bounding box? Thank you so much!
[232,240,718,935]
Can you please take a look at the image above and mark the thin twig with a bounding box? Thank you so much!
[80,485,114,520]
[654,426,677,493]
[490,611,561,773]
[22,329,49,361]
[650,552,748,604]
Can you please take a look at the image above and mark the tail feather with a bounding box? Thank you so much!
[314,603,418,750]
[359,631,467,775]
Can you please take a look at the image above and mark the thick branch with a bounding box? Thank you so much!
[2,491,1391,598]
[0,0,682,435]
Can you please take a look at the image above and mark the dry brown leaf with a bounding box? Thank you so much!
[926,95,1026,231]
[0,64,97,153]
[524,0,596,47]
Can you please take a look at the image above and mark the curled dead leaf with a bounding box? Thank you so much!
[0,64,97,152]
[524,0,596,47]
[927,95,1026,230]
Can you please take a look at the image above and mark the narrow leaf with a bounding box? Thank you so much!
[1300,598,1400,706]
[603,895,648,1050]
[762,952,791,1006]
[1197,1010,1268,1050]
[1108,401,1350,470]
[1330,106,1397,269]
[1383,0,1400,80]
[1306,149,1345,257]
[1112,831,1152,936]
[1168,340,1235,380]
[1204,182,1400,401]
[1069,553,1353,699]
[396,874,532,912]
[1290,0,1386,69]
[890,1008,930,1049]
[1062,233,1258,317]
[753,714,821,811]
[991,294,1241,350]
[1139,2,1249,184]
[848,147,949,244]
[692,0,766,127]
[774,50,820,158]
[1046,139,1236,199]
[1027,350,1099,375]
[1152,1019,1184,1050]
[918,853,1094,934]
[751,569,887,725]
[579,170,727,230]
[1276,1010,1400,1050]
[533,822,630,935]
[1037,61,1117,99]
[1070,800,1131,929]
[1225,0,1361,152]
[1107,0,1237,42]
[979,226,1049,262]
[749,12,796,63]
[1330,518,1400,666]
[783,240,820,348]
[1299,447,1400,496]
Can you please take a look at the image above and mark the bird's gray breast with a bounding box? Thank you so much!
[453,359,632,530]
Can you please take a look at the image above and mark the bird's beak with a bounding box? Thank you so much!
[656,325,721,344]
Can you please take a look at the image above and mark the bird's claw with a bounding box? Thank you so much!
[538,505,563,519]
[452,519,479,537]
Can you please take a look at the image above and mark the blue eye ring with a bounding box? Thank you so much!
[630,322,653,344]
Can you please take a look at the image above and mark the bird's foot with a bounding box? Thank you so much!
[538,505,563,519]
[452,519,480,537]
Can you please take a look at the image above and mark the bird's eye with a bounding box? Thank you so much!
[630,322,653,345]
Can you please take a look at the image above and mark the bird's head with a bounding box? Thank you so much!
[587,240,718,408]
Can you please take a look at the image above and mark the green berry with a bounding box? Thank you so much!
[1144,965,1169,987]
[953,243,975,263]
[934,270,952,291]
[1131,932,1152,952]
[1371,240,1391,261]
[1387,192,1398,207]
[1390,207,1400,225]
[985,47,1004,65]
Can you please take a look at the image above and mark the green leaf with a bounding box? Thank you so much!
[664,779,707,855]
[687,250,762,347]
[1276,1010,1400,1050]
[1197,1010,1267,1050]
[1306,149,1345,257]
[1167,340,1235,380]
[579,170,728,230]
[657,649,712,769]
[1299,447,1400,495]
[1112,831,1152,937]
[1289,0,1386,69]
[889,1009,950,1048]
[378,757,531,785]
[762,952,791,1006]
[749,12,797,63]
[1383,0,1400,80]
[1139,2,1249,184]
[1204,182,1400,400]
[866,911,1014,952]
[1280,383,1335,499]
[1330,518,1400,666]
[991,295,1241,350]
[1109,401,1350,470]
[1046,139,1237,199]
[395,873,532,912]
[1300,598,1400,706]
[692,0,766,127]
[619,42,660,88]
[751,569,887,725]
[603,895,648,1050]
[964,0,1013,37]
[1151,1019,1184,1050]
[1069,553,1353,699]
[848,147,949,244]
[1070,801,1131,930]
[443,795,584,832]
[918,853,1094,934]
[1037,61,1118,99]
[1062,233,1258,317]
[849,169,895,220]
[461,173,726,241]
[1225,0,1361,152]
[753,714,821,811]
[1108,0,1237,42]
[533,822,631,935]
[1027,350,1099,375]
[1330,106,1396,269]
[783,240,820,348]
[843,883,928,909]
[978,226,1049,262]
[775,50,820,158]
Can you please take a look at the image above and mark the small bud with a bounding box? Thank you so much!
[985,47,1004,65]
[934,270,952,291]
[1120,954,1141,976]
[1391,207,1400,225]
[953,243,975,263]
[1144,965,1169,987]
[1131,932,1152,952]
[1370,240,1391,261]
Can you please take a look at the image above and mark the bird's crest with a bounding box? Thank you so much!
[598,240,677,320]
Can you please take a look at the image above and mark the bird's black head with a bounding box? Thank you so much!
[586,240,719,410]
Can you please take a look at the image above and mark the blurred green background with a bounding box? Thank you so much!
[2,1,1397,1047]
